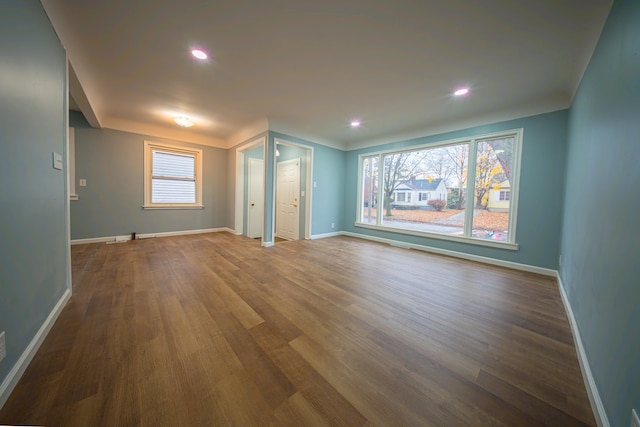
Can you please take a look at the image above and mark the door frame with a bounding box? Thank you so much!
[276,158,301,240]
[247,158,264,239]
[235,136,266,241]
[271,138,313,243]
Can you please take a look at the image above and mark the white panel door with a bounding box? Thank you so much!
[276,158,300,240]
[247,158,264,239]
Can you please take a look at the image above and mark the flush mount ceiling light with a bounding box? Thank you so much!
[350,120,361,128]
[191,49,208,60]
[174,116,194,127]
[454,87,470,96]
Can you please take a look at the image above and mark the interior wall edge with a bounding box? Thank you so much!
[0,289,71,410]
[557,273,611,427]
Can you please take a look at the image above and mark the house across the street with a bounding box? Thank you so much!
[488,180,511,212]
[393,178,447,208]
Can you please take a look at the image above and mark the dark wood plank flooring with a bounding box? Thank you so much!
[0,233,595,426]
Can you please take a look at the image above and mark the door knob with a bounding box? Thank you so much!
[293,204,298,207]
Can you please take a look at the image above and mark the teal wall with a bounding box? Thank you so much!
[0,0,69,394]
[343,110,568,269]
[70,122,228,239]
[560,0,640,425]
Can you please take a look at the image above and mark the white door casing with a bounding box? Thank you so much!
[234,136,265,236]
[276,158,300,240]
[247,158,264,239]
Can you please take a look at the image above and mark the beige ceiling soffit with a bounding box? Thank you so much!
[41,0,104,124]
[102,117,227,148]
[69,62,101,128]
[267,118,346,151]
[225,118,270,149]
[345,97,569,152]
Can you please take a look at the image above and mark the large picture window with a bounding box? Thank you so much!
[143,141,203,209]
[357,129,522,248]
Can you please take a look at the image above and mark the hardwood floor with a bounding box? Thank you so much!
[0,233,595,426]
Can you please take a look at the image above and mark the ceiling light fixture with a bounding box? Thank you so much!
[174,116,194,127]
[350,120,361,128]
[454,87,470,96]
[191,49,208,60]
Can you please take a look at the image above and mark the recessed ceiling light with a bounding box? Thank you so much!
[174,116,194,127]
[350,120,361,128]
[191,49,208,60]
[454,87,470,96]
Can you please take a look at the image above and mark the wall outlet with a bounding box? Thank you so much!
[631,409,639,427]
[331,222,335,229]
[0,331,6,362]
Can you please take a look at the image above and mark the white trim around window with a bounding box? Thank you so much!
[355,128,523,250]
[143,141,203,209]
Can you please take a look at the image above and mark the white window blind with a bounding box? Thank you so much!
[151,150,196,203]
[143,141,203,209]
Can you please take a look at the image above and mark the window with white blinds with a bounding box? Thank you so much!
[143,141,203,209]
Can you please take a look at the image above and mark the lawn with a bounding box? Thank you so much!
[361,208,509,232]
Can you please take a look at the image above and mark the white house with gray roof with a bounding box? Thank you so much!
[392,178,448,208]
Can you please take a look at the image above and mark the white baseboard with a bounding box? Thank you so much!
[310,231,342,240]
[0,288,71,409]
[71,227,233,245]
[341,231,556,276]
[137,227,233,239]
[71,235,129,245]
[557,273,610,427]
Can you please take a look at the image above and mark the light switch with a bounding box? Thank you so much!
[301,190,305,197]
[52,152,63,170]
[79,179,87,187]
[313,181,317,188]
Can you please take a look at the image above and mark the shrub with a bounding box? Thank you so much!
[427,199,447,211]
[447,189,461,209]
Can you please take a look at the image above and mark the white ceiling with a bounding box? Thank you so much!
[41,0,612,150]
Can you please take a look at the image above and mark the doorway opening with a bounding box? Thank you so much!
[235,137,266,244]
[273,139,313,243]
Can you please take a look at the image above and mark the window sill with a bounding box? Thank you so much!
[143,205,204,210]
[354,222,519,251]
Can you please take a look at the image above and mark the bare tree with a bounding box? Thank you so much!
[424,147,454,184]
[445,144,468,209]
[382,152,427,216]
[362,156,378,222]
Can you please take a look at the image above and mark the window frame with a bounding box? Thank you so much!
[143,140,203,210]
[355,129,523,250]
